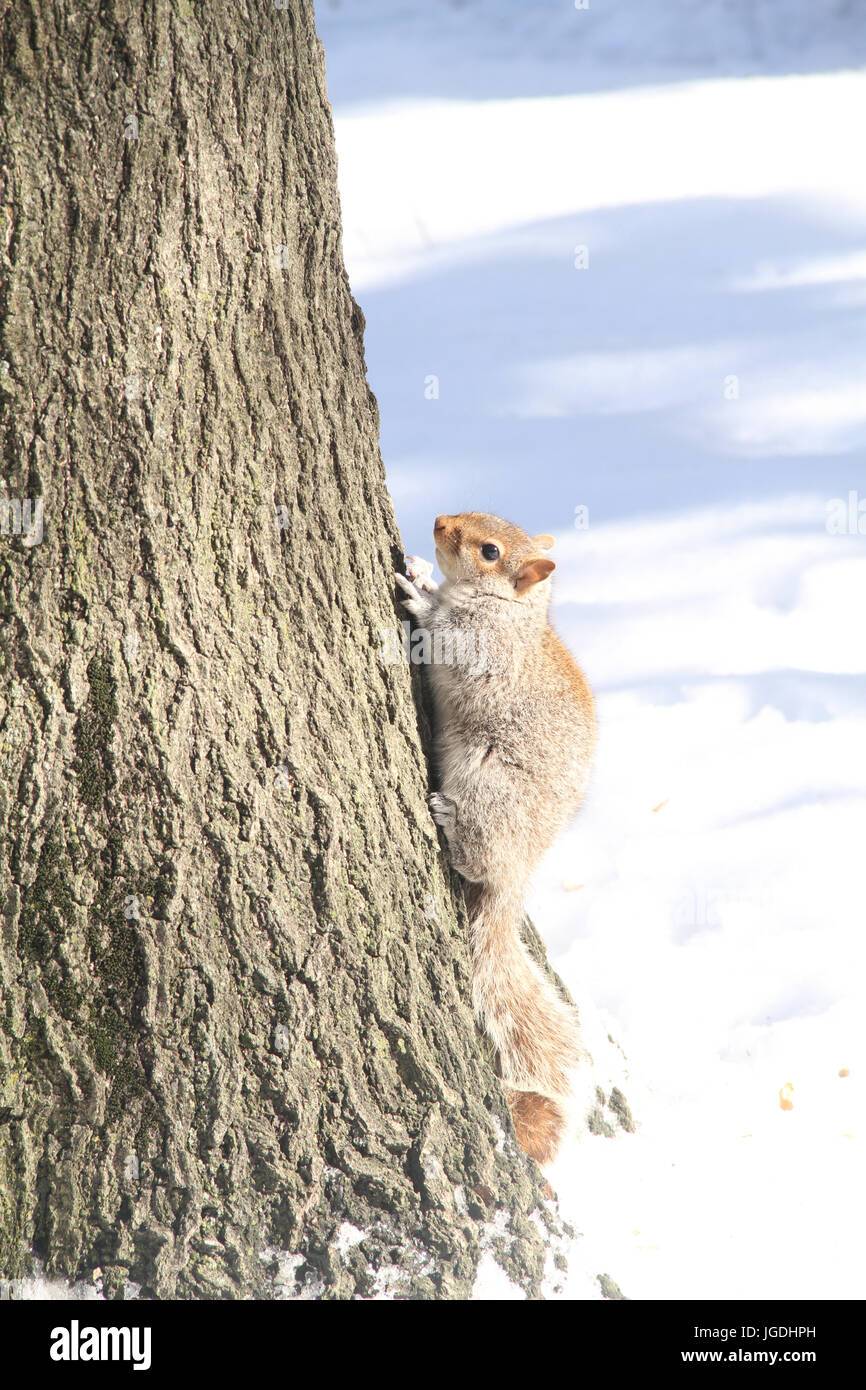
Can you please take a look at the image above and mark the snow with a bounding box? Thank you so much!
[2,1259,111,1300]
[316,0,866,1299]
[470,1253,527,1300]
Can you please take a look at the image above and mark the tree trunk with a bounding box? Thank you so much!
[0,0,587,1299]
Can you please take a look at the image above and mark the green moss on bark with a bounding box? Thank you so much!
[73,655,118,811]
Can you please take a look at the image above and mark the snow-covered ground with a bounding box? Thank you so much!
[315,0,866,1299]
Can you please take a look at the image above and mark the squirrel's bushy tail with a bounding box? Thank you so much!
[469,882,582,1163]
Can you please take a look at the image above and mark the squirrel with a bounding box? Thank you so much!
[395,512,595,1165]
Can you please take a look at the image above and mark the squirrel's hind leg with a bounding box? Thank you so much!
[428,791,487,881]
[428,791,457,831]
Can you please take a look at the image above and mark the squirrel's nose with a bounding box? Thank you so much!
[434,515,449,536]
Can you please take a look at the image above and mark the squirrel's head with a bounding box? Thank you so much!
[433,513,556,601]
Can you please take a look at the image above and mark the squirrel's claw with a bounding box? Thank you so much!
[394,571,418,597]
[394,570,432,619]
[404,555,438,593]
[428,791,457,830]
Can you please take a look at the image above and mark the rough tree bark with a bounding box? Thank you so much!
[0,0,628,1300]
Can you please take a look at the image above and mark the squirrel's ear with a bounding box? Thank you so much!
[514,556,555,594]
[532,534,555,551]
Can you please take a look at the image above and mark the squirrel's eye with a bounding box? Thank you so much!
[480,543,500,562]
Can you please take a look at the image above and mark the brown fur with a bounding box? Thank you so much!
[507,1090,567,1166]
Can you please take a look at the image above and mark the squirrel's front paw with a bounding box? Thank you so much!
[395,570,433,620]
[404,555,438,593]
